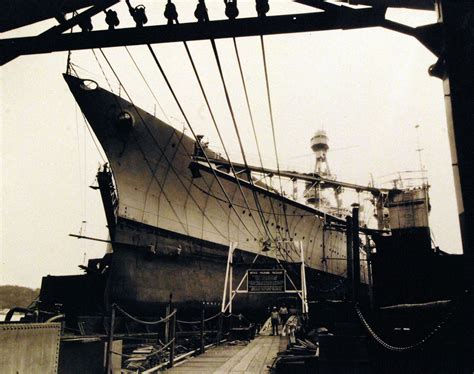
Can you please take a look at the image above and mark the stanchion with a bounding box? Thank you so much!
[216,313,223,344]
[345,215,353,302]
[352,204,360,303]
[164,304,170,343]
[200,301,205,354]
[168,308,176,368]
[229,312,233,332]
[104,304,115,374]
[165,293,172,346]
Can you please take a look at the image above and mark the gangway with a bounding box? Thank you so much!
[166,334,283,373]
[221,241,309,316]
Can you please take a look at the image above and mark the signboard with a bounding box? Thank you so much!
[247,269,286,293]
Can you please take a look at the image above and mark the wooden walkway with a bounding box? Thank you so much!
[167,335,285,373]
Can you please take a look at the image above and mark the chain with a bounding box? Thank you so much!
[355,304,453,352]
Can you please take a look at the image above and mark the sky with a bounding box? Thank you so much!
[0,1,463,289]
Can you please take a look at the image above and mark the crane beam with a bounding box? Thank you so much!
[0,7,387,65]
[191,157,395,195]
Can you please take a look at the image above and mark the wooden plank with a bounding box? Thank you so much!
[168,335,284,373]
[213,342,255,373]
[230,344,262,372]
[260,337,281,371]
[246,338,274,372]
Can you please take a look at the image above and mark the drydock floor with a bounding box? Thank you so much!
[167,334,286,373]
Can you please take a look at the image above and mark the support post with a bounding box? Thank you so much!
[299,241,308,315]
[229,248,234,315]
[104,305,115,374]
[164,304,170,343]
[352,204,360,303]
[200,301,205,354]
[216,313,223,345]
[365,234,374,309]
[437,0,474,257]
[165,293,173,344]
[345,215,353,302]
[221,242,236,313]
[168,309,176,368]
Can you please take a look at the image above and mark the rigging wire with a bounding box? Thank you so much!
[91,49,116,94]
[124,46,171,123]
[80,111,107,164]
[73,97,85,228]
[120,45,258,243]
[69,63,107,82]
[259,35,294,252]
[147,13,267,241]
[178,38,267,240]
[231,37,282,243]
[144,43,260,241]
[139,125,183,224]
[207,38,273,241]
[83,96,87,224]
[90,23,339,267]
[260,36,283,195]
[98,49,191,237]
[99,48,234,241]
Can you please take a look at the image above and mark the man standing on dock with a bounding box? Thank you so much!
[270,306,280,335]
[279,304,289,326]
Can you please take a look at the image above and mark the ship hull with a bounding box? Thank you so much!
[63,73,366,317]
[107,217,349,319]
[106,222,352,320]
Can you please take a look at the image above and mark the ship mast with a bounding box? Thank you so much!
[304,130,343,210]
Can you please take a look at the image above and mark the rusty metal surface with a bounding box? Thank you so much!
[0,323,61,374]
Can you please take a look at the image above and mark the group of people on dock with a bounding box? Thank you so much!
[270,305,289,335]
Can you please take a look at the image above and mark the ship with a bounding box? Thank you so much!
[37,73,380,321]
[38,71,464,326]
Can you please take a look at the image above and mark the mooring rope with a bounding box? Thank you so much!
[113,304,175,325]
[177,311,223,325]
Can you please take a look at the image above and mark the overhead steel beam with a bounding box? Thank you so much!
[335,0,435,10]
[0,0,100,32]
[2,0,119,65]
[0,7,387,65]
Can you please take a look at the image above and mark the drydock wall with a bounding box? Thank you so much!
[0,322,61,373]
